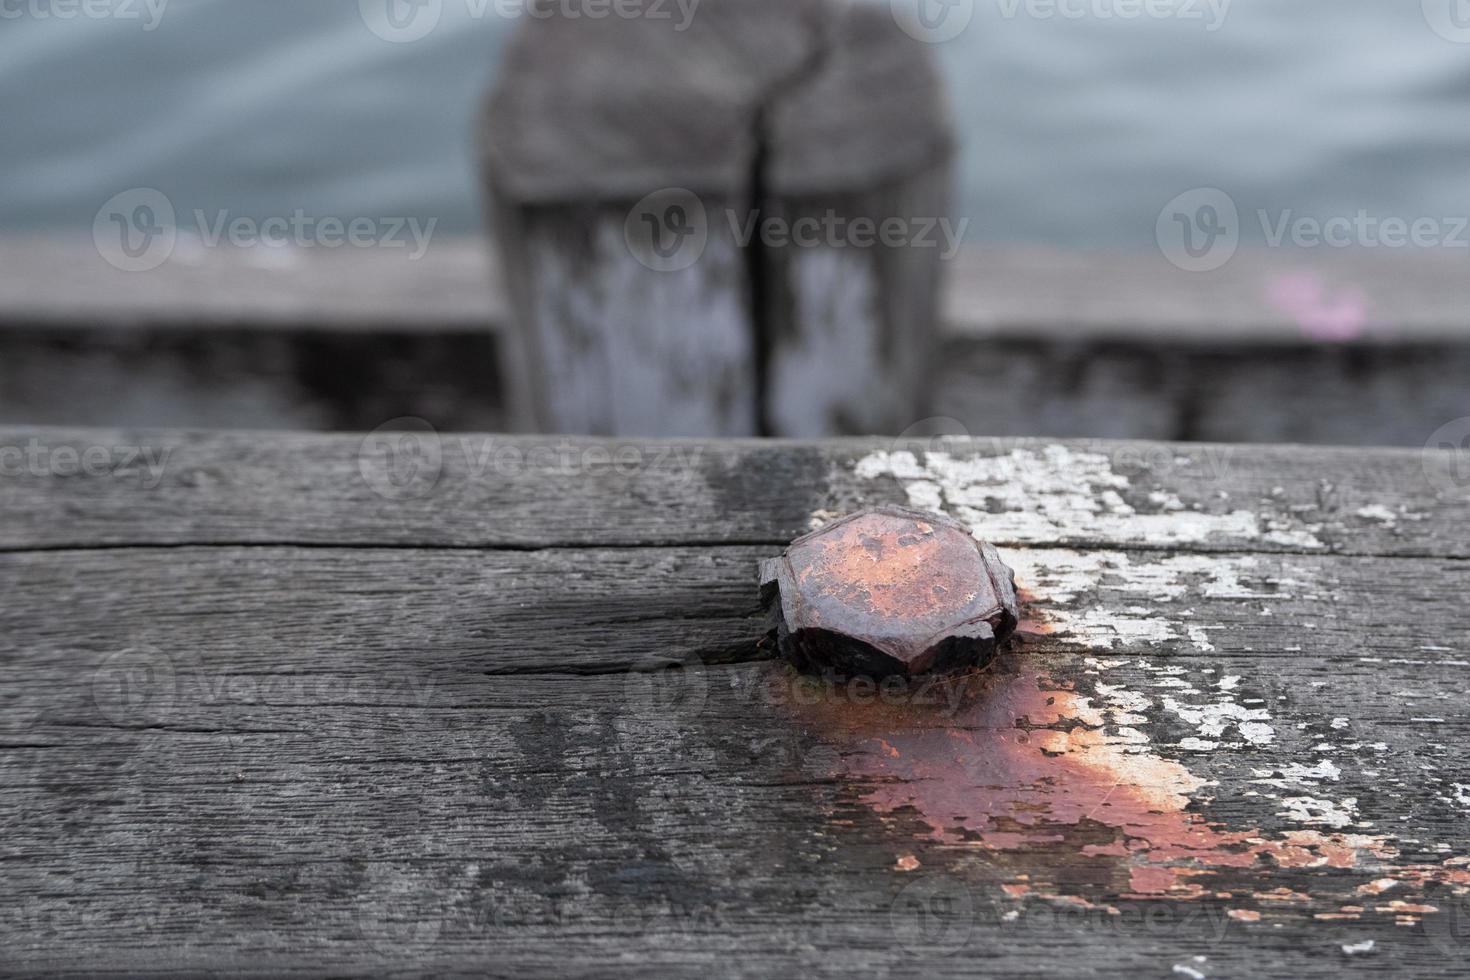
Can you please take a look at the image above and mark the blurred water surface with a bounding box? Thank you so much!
[1,0,1467,245]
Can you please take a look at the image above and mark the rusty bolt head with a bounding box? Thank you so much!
[759,506,1019,679]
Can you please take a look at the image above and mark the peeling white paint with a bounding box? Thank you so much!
[1188,626,1216,652]
[1162,695,1275,746]
[1179,737,1219,752]
[1239,721,1275,744]
[854,448,1326,550]
[1252,760,1342,789]
[1002,548,1314,656]
[1277,795,1359,828]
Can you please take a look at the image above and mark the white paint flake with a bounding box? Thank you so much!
[1355,505,1397,525]
[1188,626,1216,652]
[1163,695,1275,746]
[1276,795,1359,828]
[1251,760,1342,789]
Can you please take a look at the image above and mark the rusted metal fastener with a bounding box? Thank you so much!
[759,506,1019,679]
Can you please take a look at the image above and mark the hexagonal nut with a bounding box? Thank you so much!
[759,506,1019,679]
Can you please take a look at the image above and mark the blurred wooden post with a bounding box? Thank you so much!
[479,0,952,437]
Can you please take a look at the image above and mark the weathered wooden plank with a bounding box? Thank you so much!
[0,326,507,432]
[0,430,1464,557]
[931,337,1470,448]
[5,238,1470,447]
[0,237,504,332]
[12,239,1470,345]
[4,540,1470,974]
[944,246,1470,343]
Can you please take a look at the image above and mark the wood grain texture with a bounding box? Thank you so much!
[762,165,949,437]
[0,429,1465,556]
[498,204,760,435]
[2,431,1470,974]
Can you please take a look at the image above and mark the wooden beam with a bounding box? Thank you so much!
[0,429,1464,557]
[6,239,1470,345]
[3,432,1470,973]
[3,240,1470,447]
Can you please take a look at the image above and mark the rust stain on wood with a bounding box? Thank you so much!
[764,609,1470,918]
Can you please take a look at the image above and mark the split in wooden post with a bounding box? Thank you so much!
[479,0,954,436]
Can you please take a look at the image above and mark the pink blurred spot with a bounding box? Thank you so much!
[1265,272,1369,342]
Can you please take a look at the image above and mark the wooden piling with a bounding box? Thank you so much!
[479,0,953,436]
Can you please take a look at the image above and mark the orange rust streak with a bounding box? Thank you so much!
[779,664,1408,904]
[1015,587,1054,635]
[1380,901,1439,915]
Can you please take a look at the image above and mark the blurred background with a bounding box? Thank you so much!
[2,0,1468,444]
